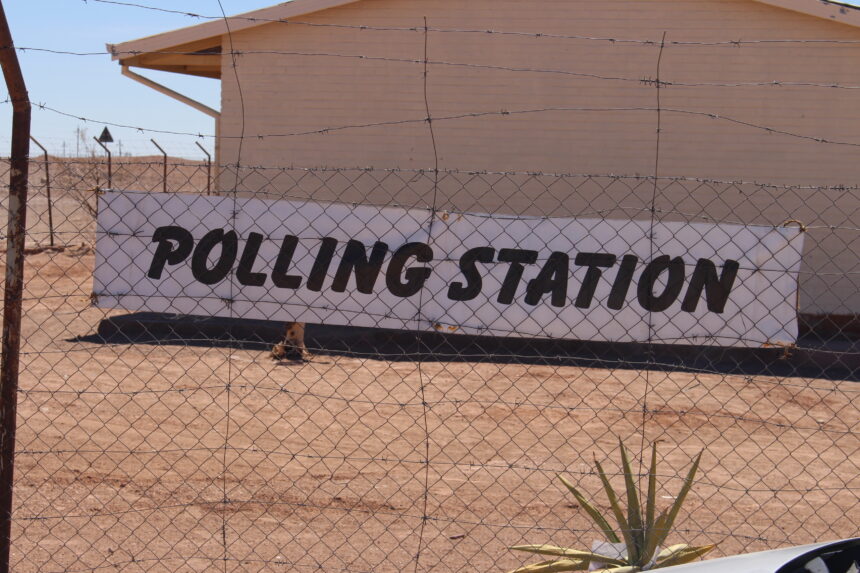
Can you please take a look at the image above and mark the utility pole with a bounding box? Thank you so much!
[0,2,30,571]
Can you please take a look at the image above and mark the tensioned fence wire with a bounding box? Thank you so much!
[1,10,859,573]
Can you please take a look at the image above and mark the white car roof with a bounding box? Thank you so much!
[662,539,860,573]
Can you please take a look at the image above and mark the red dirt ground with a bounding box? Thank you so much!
[6,247,858,573]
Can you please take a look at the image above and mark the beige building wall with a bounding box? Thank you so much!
[217,0,860,316]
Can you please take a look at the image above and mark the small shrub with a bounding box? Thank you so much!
[509,439,715,572]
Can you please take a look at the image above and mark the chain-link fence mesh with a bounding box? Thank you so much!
[0,149,856,573]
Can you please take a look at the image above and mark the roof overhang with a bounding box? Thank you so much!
[752,0,860,28]
[107,0,860,80]
[107,0,361,79]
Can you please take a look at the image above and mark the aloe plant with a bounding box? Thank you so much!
[509,439,715,572]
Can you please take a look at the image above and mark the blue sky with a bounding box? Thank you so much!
[0,0,276,157]
[3,0,860,158]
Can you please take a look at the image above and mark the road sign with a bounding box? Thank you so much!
[98,127,114,143]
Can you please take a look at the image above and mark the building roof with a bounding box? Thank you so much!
[106,0,860,79]
[107,0,361,78]
[757,0,860,25]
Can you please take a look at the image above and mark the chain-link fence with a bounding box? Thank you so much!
[0,150,856,573]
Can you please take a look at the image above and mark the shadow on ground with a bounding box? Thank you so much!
[67,312,860,382]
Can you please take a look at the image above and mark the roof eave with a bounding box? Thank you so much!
[109,39,223,78]
[107,0,860,79]
[752,0,860,28]
[108,0,362,63]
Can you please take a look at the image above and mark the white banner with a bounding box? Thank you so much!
[94,190,805,347]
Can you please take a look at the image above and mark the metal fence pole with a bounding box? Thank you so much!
[195,141,211,196]
[0,2,31,572]
[93,137,112,189]
[151,139,167,193]
[28,137,53,247]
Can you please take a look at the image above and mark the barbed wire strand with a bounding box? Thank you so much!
[11,44,860,92]
[19,99,860,148]
[85,0,860,46]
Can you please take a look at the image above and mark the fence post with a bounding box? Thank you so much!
[195,141,211,196]
[0,3,31,572]
[151,139,167,193]
[92,136,112,189]
[28,137,53,247]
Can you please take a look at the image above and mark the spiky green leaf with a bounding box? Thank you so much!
[639,442,661,565]
[558,474,620,544]
[654,450,703,550]
[510,545,626,566]
[655,544,692,561]
[595,458,637,564]
[655,544,716,568]
[507,558,589,573]
[590,567,640,573]
[644,442,658,535]
[640,510,669,568]
[618,438,644,561]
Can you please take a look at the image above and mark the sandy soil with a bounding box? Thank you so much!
[3,247,857,573]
